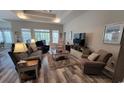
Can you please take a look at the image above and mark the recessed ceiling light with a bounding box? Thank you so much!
[17,12,28,19]
[53,18,61,23]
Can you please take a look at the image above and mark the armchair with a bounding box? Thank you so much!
[35,40,49,54]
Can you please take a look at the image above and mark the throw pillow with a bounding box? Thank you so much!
[27,46,33,55]
[30,43,37,52]
[26,43,33,55]
[88,52,99,61]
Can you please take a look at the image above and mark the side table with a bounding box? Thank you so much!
[17,60,38,82]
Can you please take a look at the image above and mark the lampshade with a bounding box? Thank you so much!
[14,43,28,53]
[31,39,35,43]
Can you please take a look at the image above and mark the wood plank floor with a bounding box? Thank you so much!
[0,51,112,83]
[0,50,20,83]
[36,53,112,83]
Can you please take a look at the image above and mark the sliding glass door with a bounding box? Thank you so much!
[34,29,50,45]
[0,31,3,43]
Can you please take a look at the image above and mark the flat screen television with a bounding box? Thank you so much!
[73,33,85,46]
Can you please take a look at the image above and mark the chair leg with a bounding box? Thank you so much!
[35,67,38,79]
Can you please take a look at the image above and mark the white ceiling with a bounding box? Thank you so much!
[0,10,86,24]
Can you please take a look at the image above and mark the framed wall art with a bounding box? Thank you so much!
[103,24,123,44]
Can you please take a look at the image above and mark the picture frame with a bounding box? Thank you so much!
[103,24,123,44]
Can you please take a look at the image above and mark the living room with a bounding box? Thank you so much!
[0,10,124,83]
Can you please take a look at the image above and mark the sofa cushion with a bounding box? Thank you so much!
[88,52,99,61]
[26,43,33,55]
[30,50,42,60]
[96,49,112,63]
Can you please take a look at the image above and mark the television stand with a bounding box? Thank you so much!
[71,45,82,52]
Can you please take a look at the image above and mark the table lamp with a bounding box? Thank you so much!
[31,39,35,43]
[14,42,28,53]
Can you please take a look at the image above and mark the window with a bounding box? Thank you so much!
[34,29,50,45]
[0,31,3,43]
[21,28,31,43]
[52,30,59,43]
[3,30,13,43]
[0,28,12,44]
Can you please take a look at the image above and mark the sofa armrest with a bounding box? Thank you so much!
[84,61,105,68]
[37,47,42,50]
[85,61,105,64]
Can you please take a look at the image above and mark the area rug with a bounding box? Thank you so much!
[50,55,81,69]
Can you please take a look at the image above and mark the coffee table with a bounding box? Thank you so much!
[50,49,70,66]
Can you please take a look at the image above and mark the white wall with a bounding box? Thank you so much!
[8,20,63,43]
[0,19,11,28]
[64,10,124,62]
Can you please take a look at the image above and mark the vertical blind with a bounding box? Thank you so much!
[0,31,3,43]
[34,29,50,45]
